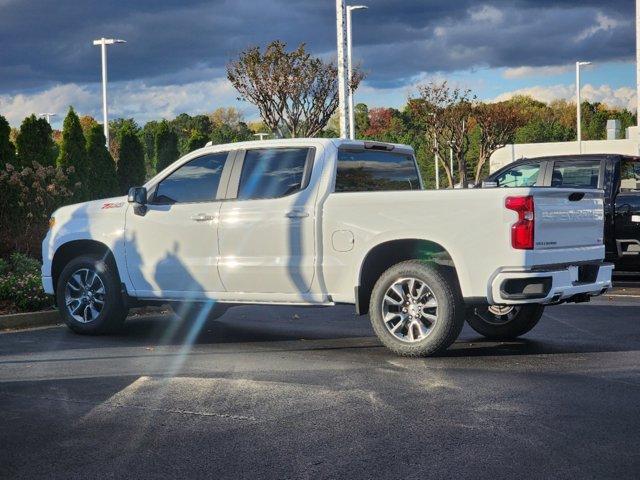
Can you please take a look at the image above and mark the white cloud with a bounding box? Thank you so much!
[0,84,95,127]
[494,83,637,111]
[469,5,504,24]
[0,77,253,128]
[575,12,622,42]
[502,65,573,79]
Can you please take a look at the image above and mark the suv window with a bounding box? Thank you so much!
[237,148,311,200]
[620,159,640,192]
[494,163,540,187]
[551,160,600,188]
[154,152,227,204]
[335,150,420,192]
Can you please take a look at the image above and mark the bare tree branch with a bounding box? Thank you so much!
[227,41,363,138]
[409,82,475,188]
[472,102,526,183]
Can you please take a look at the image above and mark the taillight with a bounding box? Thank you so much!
[506,196,534,250]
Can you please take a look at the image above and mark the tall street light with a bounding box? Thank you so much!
[637,0,640,128]
[93,38,126,148]
[428,113,439,189]
[576,61,591,154]
[39,113,56,124]
[346,4,368,140]
[335,1,349,139]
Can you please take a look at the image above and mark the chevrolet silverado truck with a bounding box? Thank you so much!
[42,138,613,357]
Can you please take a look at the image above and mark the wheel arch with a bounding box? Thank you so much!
[355,238,461,315]
[51,240,121,292]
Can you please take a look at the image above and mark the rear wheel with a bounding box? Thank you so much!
[369,260,464,357]
[56,254,128,334]
[466,304,544,340]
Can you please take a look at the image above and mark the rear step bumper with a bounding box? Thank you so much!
[489,263,613,305]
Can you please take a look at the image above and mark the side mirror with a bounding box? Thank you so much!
[128,187,148,216]
[128,186,147,205]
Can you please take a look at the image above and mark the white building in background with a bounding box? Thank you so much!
[490,125,640,173]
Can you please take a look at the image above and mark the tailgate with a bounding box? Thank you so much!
[534,189,604,250]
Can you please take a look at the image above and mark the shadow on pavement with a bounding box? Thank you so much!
[1,303,639,359]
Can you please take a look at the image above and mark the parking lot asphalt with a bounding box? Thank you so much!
[1,300,639,479]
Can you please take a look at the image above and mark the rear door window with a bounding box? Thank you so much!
[237,148,312,200]
[494,162,541,187]
[620,159,640,192]
[551,160,601,189]
[335,149,420,192]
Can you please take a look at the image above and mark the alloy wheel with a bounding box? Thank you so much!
[64,268,106,323]
[382,277,438,343]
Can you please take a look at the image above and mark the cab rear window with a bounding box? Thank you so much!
[335,150,420,192]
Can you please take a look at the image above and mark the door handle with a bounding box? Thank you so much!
[285,210,310,219]
[191,213,216,222]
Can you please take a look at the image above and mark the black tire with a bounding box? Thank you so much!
[369,260,464,357]
[56,254,128,334]
[466,304,544,340]
[169,302,228,321]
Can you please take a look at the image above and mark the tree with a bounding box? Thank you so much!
[0,115,15,169]
[109,118,139,162]
[210,121,253,145]
[15,114,56,168]
[209,107,244,127]
[140,120,160,175]
[473,102,525,183]
[170,113,213,155]
[86,124,119,199]
[515,119,574,144]
[227,40,363,138]
[410,82,475,188]
[155,120,179,171]
[57,107,88,200]
[354,103,370,138]
[364,108,395,138]
[79,115,99,139]
[186,129,208,152]
[117,125,145,194]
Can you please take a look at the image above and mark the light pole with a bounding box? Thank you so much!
[39,113,56,124]
[346,4,368,140]
[637,0,640,128]
[576,61,591,153]
[335,1,349,139]
[428,113,439,190]
[93,38,126,148]
[449,145,454,186]
[434,136,440,190]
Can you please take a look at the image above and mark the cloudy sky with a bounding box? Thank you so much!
[0,0,636,129]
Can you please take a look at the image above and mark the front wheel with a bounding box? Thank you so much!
[56,254,128,334]
[369,260,465,357]
[466,304,544,340]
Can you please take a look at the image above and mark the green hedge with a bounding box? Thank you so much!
[0,253,52,313]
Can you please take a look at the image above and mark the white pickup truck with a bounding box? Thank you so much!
[42,138,613,356]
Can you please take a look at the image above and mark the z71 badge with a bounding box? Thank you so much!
[101,202,124,209]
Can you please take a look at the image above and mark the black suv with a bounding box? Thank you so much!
[485,154,640,271]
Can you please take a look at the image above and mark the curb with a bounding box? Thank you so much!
[0,310,62,331]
